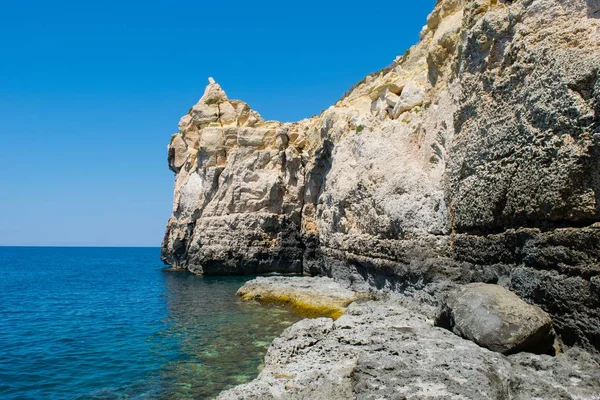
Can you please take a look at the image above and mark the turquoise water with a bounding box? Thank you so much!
[0,247,300,399]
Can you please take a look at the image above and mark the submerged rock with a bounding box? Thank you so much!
[437,283,555,355]
[218,301,600,400]
[237,276,361,319]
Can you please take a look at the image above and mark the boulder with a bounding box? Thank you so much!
[384,90,399,107]
[218,301,600,400]
[391,82,424,118]
[438,283,555,355]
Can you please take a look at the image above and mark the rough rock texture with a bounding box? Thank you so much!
[218,301,600,400]
[437,283,555,355]
[162,0,600,352]
[161,79,305,275]
[237,276,361,319]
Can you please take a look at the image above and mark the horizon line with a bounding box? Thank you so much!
[0,245,162,248]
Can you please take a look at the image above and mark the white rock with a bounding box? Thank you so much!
[391,82,424,119]
[178,114,192,132]
[385,90,399,107]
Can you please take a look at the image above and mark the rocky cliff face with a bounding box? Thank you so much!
[162,78,305,275]
[162,0,600,352]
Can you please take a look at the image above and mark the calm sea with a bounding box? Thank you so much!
[0,247,300,399]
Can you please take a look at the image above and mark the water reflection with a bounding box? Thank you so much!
[157,271,301,399]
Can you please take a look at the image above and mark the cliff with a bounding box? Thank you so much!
[162,0,600,353]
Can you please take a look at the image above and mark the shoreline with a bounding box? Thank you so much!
[219,276,600,399]
[161,0,600,356]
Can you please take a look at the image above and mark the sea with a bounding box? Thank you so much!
[0,247,300,399]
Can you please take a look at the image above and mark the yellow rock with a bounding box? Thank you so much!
[237,276,364,320]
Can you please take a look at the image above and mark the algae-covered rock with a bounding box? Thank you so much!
[237,276,361,319]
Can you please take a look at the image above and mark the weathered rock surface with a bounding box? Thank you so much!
[218,301,600,400]
[438,283,555,355]
[162,0,600,352]
[161,79,304,275]
[237,276,361,319]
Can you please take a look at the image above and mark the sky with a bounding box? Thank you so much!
[0,0,436,247]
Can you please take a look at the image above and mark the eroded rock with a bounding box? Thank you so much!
[218,301,600,400]
[438,283,555,355]
[162,0,600,353]
[237,276,361,319]
[391,82,425,118]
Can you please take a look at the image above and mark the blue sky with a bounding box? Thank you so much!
[0,0,435,246]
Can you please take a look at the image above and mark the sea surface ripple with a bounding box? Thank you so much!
[0,247,300,399]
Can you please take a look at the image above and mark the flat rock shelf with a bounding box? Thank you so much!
[237,276,364,319]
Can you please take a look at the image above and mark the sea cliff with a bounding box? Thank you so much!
[162,0,600,357]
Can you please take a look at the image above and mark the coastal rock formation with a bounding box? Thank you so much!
[437,283,555,355]
[161,79,304,275]
[218,301,600,400]
[162,0,600,353]
[237,276,362,320]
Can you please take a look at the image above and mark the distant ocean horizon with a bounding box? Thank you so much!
[0,246,162,249]
[0,246,299,399]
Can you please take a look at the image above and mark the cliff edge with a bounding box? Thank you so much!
[162,0,600,353]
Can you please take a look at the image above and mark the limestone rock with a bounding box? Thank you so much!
[162,0,600,353]
[391,82,425,118]
[218,301,600,400]
[161,78,305,274]
[384,90,399,107]
[438,283,555,355]
[237,276,362,319]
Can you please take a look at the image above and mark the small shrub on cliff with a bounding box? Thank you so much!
[356,125,365,134]
[205,97,224,106]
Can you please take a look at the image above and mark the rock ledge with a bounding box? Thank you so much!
[219,300,600,400]
[237,276,362,319]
